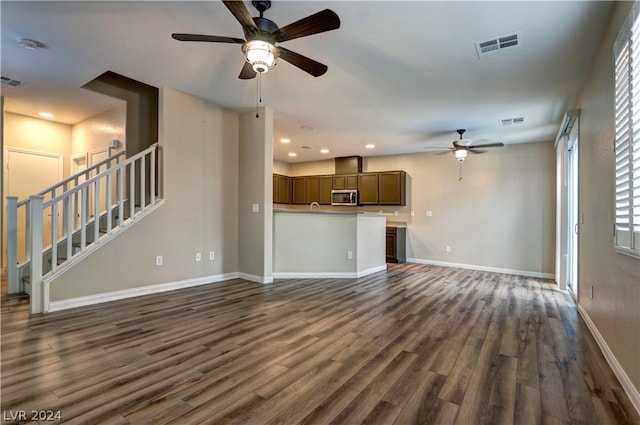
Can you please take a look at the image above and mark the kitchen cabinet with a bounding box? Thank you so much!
[318,175,333,205]
[333,174,358,190]
[386,226,406,263]
[274,169,407,207]
[306,176,319,203]
[358,173,379,205]
[291,177,307,204]
[379,171,407,206]
[273,174,291,204]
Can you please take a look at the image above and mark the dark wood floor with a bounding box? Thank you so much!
[1,264,639,424]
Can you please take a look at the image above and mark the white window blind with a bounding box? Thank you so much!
[614,2,640,258]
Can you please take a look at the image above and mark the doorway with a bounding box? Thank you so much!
[4,147,64,264]
[555,110,579,298]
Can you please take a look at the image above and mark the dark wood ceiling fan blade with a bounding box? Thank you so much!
[172,33,245,44]
[239,61,257,79]
[222,1,259,32]
[469,142,504,149]
[278,47,328,77]
[468,149,488,154]
[275,9,340,42]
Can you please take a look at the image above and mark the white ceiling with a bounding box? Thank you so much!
[1,1,614,163]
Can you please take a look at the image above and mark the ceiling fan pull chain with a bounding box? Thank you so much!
[255,72,261,118]
[459,162,463,181]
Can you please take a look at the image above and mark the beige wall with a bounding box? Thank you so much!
[4,112,72,176]
[50,87,240,300]
[71,102,126,156]
[238,108,273,282]
[287,141,556,277]
[575,1,640,397]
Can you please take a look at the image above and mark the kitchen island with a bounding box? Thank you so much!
[273,209,387,278]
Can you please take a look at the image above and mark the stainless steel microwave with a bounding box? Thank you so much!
[331,189,358,206]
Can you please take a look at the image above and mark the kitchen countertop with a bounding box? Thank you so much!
[386,221,407,228]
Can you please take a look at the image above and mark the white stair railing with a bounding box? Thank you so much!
[6,149,126,295]
[7,144,160,314]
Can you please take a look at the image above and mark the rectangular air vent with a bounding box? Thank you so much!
[1,76,23,87]
[500,117,525,126]
[476,32,522,60]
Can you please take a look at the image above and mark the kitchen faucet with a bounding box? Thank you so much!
[309,202,320,211]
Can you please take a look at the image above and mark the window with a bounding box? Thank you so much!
[614,2,640,258]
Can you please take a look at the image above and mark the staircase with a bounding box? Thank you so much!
[6,143,161,314]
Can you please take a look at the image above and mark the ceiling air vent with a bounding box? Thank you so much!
[500,117,525,126]
[1,76,24,87]
[475,31,522,60]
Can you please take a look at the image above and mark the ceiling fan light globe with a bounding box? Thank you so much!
[454,149,468,160]
[243,40,279,73]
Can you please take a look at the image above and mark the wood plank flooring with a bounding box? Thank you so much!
[1,264,639,424]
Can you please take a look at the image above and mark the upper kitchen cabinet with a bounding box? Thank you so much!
[379,171,407,206]
[318,175,333,205]
[333,174,358,190]
[273,174,291,204]
[291,177,307,204]
[358,173,379,205]
[306,176,319,204]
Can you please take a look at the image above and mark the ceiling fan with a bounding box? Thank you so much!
[429,129,504,161]
[171,0,340,79]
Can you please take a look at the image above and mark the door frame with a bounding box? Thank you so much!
[555,110,580,297]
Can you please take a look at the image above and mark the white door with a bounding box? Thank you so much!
[5,147,63,262]
[566,124,579,297]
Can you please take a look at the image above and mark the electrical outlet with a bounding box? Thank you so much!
[347,250,353,260]
[426,210,433,217]
[155,255,163,266]
[209,251,215,261]
[411,211,415,216]
[445,245,451,253]
[195,252,201,262]
[394,211,399,216]
[252,203,259,213]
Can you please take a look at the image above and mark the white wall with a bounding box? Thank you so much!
[285,141,556,277]
[49,87,240,300]
[575,1,640,401]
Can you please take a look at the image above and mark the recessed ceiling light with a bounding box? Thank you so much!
[320,149,329,154]
[288,152,297,157]
[280,138,290,143]
[38,112,54,119]
[365,144,375,149]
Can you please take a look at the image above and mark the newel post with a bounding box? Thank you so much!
[6,196,19,294]
[29,195,45,314]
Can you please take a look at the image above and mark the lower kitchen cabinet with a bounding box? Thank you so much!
[386,226,406,263]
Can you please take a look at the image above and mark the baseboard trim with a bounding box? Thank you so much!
[273,264,387,280]
[47,272,240,312]
[406,258,555,280]
[577,305,640,416]
[237,272,274,284]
